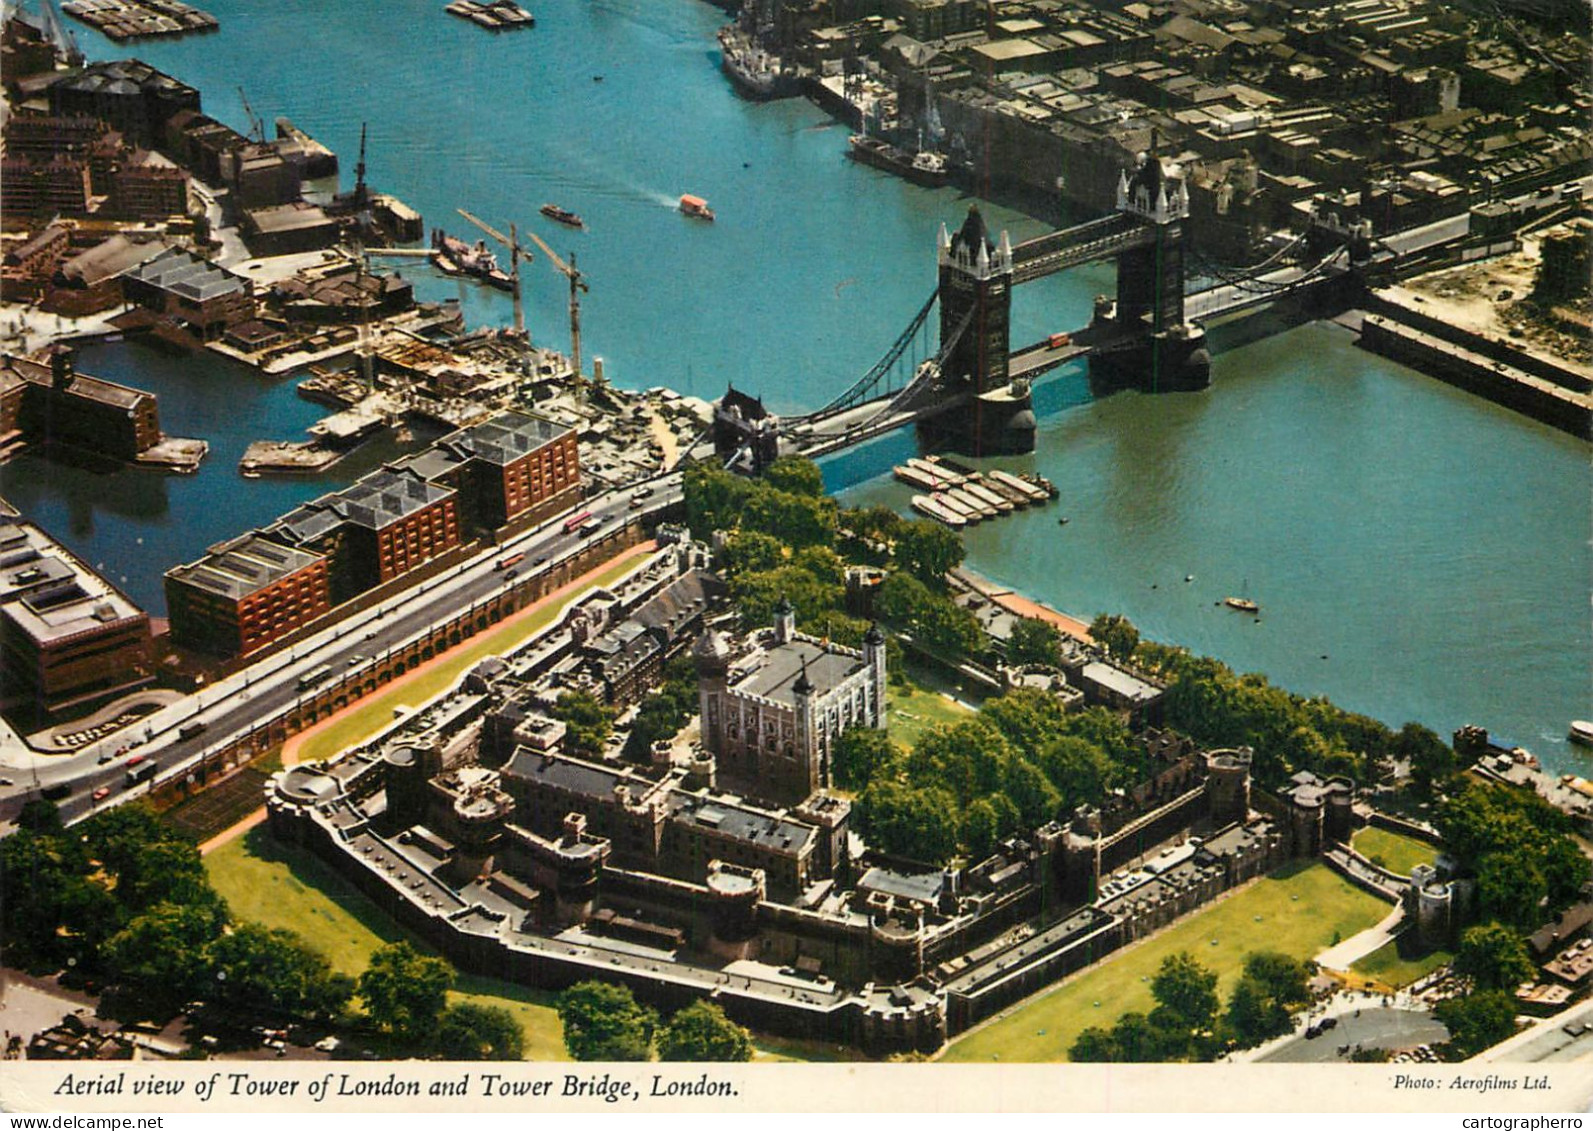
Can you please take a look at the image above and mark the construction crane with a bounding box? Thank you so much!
[237,86,265,144]
[521,226,589,381]
[456,208,530,337]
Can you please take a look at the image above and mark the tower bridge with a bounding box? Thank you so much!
[712,149,1419,469]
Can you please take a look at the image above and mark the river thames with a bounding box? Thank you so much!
[1,0,1586,771]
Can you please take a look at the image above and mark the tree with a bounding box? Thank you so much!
[762,457,825,498]
[1037,736,1118,812]
[1150,951,1219,1037]
[1089,613,1139,660]
[742,487,837,549]
[549,690,615,757]
[102,901,220,1008]
[893,520,964,586]
[961,798,1002,861]
[1007,617,1064,668]
[831,726,897,792]
[557,981,657,1061]
[980,688,1069,754]
[209,923,352,1021]
[1070,1025,1119,1062]
[719,530,785,576]
[855,780,961,864]
[1397,723,1457,798]
[906,719,1011,804]
[1001,755,1062,828]
[1435,990,1518,1058]
[728,564,845,627]
[1454,922,1535,991]
[358,942,453,1038]
[0,829,112,968]
[1224,952,1312,1048]
[16,799,64,835]
[657,1000,753,1062]
[435,1002,525,1061]
[684,464,754,535]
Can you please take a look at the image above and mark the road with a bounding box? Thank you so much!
[0,474,684,831]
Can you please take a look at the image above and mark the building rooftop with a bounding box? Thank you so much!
[0,519,145,645]
[733,635,867,707]
[326,468,455,530]
[167,533,324,601]
[123,246,248,303]
[2,353,152,412]
[439,410,572,466]
[667,792,816,857]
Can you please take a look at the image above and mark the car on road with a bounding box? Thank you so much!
[125,753,146,767]
[92,786,111,802]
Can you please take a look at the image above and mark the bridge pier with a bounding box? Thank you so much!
[916,381,1037,455]
[1088,319,1212,394]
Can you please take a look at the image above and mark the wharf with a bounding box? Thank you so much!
[61,0,218,40]
[951,567,1094,643]
[274,118,338,180]
[1358,311,1592,440]
[132,435,207,474]
[238,440,343,477]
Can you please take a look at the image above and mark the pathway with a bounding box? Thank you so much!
[1315,904,1407,971]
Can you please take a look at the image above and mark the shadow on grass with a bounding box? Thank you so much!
[230,825,564,1015]
[1265,857,1319,882]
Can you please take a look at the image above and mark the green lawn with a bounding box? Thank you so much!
[1351,826,1437,878]
[207,824,829,1062]
[295,553,649,766]
[940,861,1390,1063]
[886,676,977,751]
[1351,936,1452,989]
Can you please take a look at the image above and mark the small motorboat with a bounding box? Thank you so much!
[1570,720,1593,747]
[1224,596,1259,613]
[679,194,716,221]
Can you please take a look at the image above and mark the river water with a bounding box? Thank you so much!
[1,0,1587,770]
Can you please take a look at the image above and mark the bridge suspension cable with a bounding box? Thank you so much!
[1185,231,1310,293]
[791,287,940,423]
[849,301,976,434]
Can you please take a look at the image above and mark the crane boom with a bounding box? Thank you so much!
[457,208,511,250]
[521,228,588,380]
[521,227,571,277]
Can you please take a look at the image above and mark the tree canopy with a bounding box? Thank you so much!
[435,1002,526,1061]
[657,1001,753,1062]
[357,942,453,1038]
[1453,922,1535,991]
[557,981,658,1061]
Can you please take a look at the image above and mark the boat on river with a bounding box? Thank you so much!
[540,204,584,228]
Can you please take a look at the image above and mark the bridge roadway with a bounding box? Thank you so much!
[0,474,686,832]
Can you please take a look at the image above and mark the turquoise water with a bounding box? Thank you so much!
[3,0,1588,771]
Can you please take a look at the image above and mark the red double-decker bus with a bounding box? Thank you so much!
[563,510,594,534]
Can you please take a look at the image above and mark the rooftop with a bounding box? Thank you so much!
[123,246,248,303]
[733,635,867,707]
[439,410,573,466]
[0,520,145,645]
[167,533,324,601]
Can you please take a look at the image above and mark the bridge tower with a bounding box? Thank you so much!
[1092,151,1211,392]
[931,206,1036,454]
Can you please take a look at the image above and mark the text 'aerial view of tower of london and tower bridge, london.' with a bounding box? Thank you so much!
[0,0,1589,1104]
